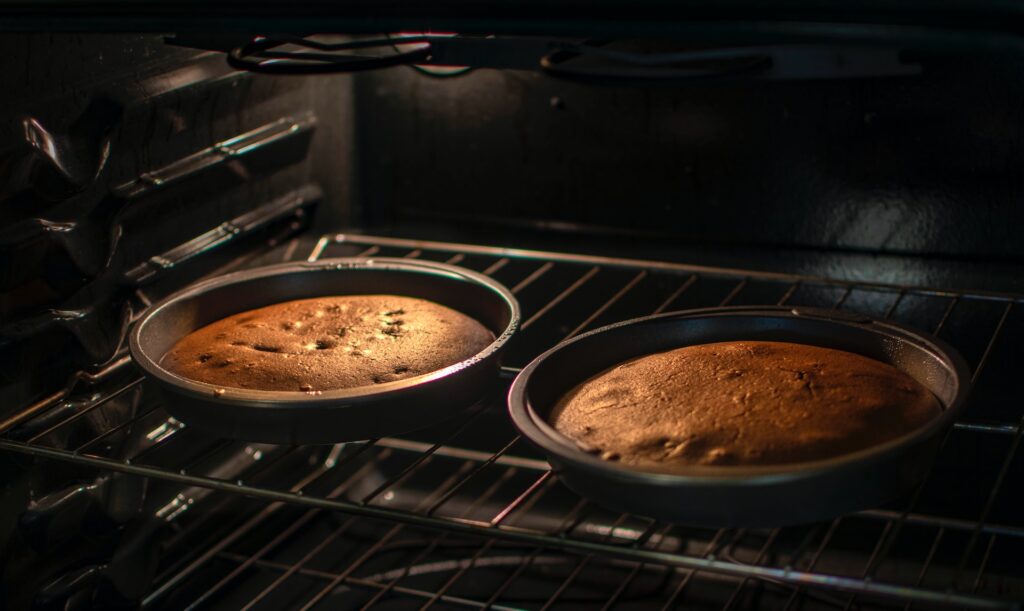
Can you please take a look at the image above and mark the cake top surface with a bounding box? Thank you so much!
[550,340,941,470]
[161,295,494,393]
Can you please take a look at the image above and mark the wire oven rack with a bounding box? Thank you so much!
[2,233,1023,610]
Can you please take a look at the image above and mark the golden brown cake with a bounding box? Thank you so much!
[161,295,494,392]
[550,341,941,470]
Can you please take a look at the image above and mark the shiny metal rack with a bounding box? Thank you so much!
[2,233,1021,609]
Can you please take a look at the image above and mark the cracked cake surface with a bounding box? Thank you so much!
[550,341,941,470]
[161,295,494,392]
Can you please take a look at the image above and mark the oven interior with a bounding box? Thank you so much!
[1,30,1023,610]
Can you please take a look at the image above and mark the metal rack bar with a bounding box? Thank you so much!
[934,296,960,337]
[154,446,305,556]
[510,261,554,294]
[480,498,593,608]
[417,471,561,610]
[720,278,749,307]
[185,456,380,609]
[296,460,481,610]
[121,415,204,467]
[775,524,826,601]
[425,436,522,515]
[565,270,647,339]
[331,234,1024,303]
[358,531,452,610]
[358,405,487,505]
[482,258,510,276]
[721,529,782,611]
[146,444,311,588]
[840,519,903,611]
[222,359,499,607]
[489,470,554,526]
[2,411,1015,601]
[14,440,1005,609]
[521,266,600,330]
[143,446,352,606]
[782,519,843,611]
[148,442,377,596]
[953,422,1019,434]
[305,236,331,262]
[599,523,677,611]
[73,390,160,453]
[971,301,1013,385]
[652,274,698,314]
[238,512,372,608]
[292,462,507,609]
[356,244,381,258]
[972,534,999,594]
[955,413,1024,586]
[777,281,802,308]
[660,528,732,610]
[906,528,947,611]
[884,289,907,318]
[491,472,556,530]
[24,377,144,444]
[777,282,798,307]
[0,355,133,435]
[176,438,241,475]
[834,285,854,309]
[374,437,547,471]
[538,513,640,611]
[373,467,521,610]
[216,552,526,611]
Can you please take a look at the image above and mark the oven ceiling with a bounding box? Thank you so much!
[2,0,1024,46]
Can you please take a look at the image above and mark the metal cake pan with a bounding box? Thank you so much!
[130,258,519,444]
[508,306,970,527]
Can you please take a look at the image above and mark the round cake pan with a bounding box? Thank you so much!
[508,306,970,527]
[130,258,519,444]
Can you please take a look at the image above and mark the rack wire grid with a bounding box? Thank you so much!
[2,233,1023,610]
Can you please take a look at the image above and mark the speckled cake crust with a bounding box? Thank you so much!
[550,341,941,470]
[161,295,494,392]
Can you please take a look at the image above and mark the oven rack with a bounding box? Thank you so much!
[1,233,1022,609]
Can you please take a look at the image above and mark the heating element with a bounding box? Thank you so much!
[1,233,1021,609]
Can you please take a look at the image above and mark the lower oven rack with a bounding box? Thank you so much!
[1,233,1022,610]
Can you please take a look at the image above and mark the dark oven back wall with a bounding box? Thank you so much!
[0,34,353,412]
[353,52,1024,260]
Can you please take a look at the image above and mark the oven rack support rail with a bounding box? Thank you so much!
[1,233,1022,610]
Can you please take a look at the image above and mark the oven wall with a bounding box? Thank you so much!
[0,34,360,608]
[352,52,1024,260]
[0,33,354,412]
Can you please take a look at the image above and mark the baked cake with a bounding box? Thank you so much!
[162,295,494,392]
[550,341,941,470]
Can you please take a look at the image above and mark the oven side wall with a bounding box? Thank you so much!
[0,33,360,608]
[0,33,355,411]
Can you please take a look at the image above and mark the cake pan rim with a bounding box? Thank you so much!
[508,305,971,485]
[129,257,520,409]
